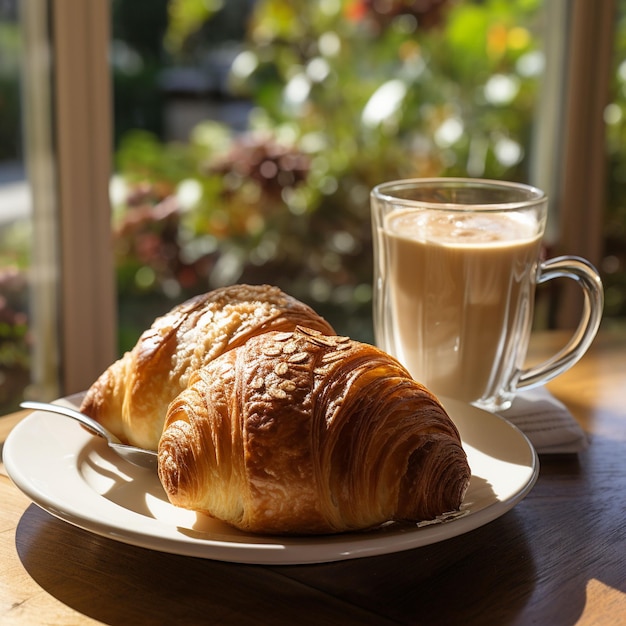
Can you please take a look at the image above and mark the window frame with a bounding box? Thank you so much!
[53,0,117,394]
[24,0,117,398]
[555,0,615,328]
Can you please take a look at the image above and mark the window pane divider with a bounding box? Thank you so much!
[52,0,116,394]
[556,0,615,327]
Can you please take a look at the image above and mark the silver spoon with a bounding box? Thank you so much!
[20,400,158,470]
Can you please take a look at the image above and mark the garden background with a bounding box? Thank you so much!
[1,0,625,413]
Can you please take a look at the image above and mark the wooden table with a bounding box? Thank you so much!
[1,326,625,625]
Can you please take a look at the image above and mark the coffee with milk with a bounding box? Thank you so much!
[381,209,542,404]
[371,178,603,411]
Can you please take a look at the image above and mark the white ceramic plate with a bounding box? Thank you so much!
[3,393,538,565]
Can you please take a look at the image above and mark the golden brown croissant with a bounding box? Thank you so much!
[158,326,470,535]
[80,285,335,450]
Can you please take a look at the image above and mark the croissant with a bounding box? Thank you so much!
[80,285,335,450]
[158,326,470,535]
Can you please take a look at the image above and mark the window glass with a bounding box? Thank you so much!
[4,0,626,416]
[604,0,626,319]
[0,2,32,413]
[110,0,547,349]
[1,1,60,415]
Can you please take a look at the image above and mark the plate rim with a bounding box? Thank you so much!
[3,394,538,565]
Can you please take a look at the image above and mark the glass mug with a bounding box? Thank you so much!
[371,178,604,412]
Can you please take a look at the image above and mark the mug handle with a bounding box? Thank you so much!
[515,256,604,390]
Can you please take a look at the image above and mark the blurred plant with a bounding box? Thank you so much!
[0,266,29,366]
[603,0,626,318]
[0,258,31,410]
[112,0,544,338]
[0,17,23,161]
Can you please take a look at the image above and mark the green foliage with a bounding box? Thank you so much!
[165,0,223,55]
[109,0,558,338]
[603,0,626,317]
[115,130,194,186]
[0,20,23,161]
[164,0,254,61]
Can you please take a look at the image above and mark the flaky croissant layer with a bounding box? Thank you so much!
[79,285,334,450]
[158,327,470,535]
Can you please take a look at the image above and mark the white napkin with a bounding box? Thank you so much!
[498,386,589,454]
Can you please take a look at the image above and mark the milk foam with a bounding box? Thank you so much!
[386,209,538,246]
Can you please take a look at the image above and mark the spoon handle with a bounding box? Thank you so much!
[20,401,121,444]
